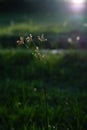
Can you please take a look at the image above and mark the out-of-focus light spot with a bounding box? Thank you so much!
[76,36,80,41]
[67,38,72,43]
[34,88,37,92]
[10,20,14,26]
[63,21,68,27]
[83,23,87,27]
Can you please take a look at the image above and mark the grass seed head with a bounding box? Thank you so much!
[38,34,47,42]
[17,36,24,45]
[26,34,33,42]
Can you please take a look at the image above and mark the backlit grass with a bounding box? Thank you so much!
[0,22,71,37]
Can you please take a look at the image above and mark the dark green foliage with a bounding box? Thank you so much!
[0,50,87,130]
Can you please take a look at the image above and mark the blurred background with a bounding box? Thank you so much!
[0,1,87,130]
[0,0,87,49]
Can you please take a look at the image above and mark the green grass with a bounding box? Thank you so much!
[0,12,87,49]
[0,49,87,130]
[0,22,71,37]
[0,12,84,36]
[0,13,72,49]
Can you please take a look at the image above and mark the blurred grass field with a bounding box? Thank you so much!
[0,49,87,130]
[0,13,71,36]
[0,12,87,130]
[1,12,86,36]
[0,12,87,49]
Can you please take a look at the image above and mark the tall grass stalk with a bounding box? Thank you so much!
[17,34,48,129]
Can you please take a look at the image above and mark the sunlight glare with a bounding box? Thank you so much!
[72,0,85,4]
[70,0,85,12]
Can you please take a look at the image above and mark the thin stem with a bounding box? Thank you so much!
[43,85,48,130]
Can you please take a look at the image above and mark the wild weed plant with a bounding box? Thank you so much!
[17,34,48,129]
[17,33,47,60]
[16,35,87,130]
